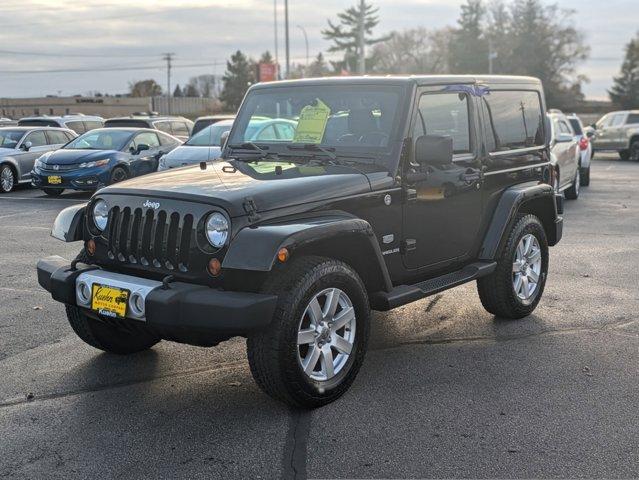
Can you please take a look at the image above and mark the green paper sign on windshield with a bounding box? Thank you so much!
[293,99,331,144]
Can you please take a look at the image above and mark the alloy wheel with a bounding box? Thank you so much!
[1,166,14,192]
[296,287,356,382]
[512,234,542,305]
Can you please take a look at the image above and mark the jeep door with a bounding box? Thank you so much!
[401,88,483,270]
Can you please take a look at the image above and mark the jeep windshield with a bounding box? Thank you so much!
[227,84,407,168]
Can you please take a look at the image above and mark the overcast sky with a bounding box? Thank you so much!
[0,0,635,100]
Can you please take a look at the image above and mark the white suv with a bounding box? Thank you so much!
[591,110,639,161]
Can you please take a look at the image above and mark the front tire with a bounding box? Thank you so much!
[0,164,15,193]
[477,214,549,319]
[44,188,64,197]
[110,166,128,185]
[247,256,370,408]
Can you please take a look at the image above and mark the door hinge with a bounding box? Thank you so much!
[402,238,417,253]
[403,188,417,203]
[243,196,260,223]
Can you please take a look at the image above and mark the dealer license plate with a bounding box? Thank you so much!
[47,176,62,184]
[91,284,129,319]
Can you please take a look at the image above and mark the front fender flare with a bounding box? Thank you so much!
[51,203,86,242]
[222,213,393,293]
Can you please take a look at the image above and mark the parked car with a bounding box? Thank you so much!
[31,128,181,196]
[565,113,592,186]
[548,111,581,199]
[18,115,104,134]
[105,115,194,141]
[0,118,17,126]
[158,120,233,171]
[0,127,76,193]
[192,115,235,136]
[590,110,639,160]
[37,75,563,408]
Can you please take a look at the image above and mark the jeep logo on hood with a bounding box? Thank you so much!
[143,200,160,210]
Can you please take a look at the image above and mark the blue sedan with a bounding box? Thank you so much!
[31,128,181,196]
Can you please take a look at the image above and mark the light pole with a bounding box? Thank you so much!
[274,0,279,78]
[284,0,290,79]
[297,25,309,69]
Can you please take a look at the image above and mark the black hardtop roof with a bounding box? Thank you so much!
[250,74,542,90]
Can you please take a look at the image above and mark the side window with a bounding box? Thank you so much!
[255,125,278,141]
[413,93,471,154]
[626,114,639,125]
[64,131,76,141]
[158,132,178,146]
[154,121,172,134]
[558,121,572,135]
[170,121,189,137]
[483,90,544,152]
[611,114,626,127]
[24,130,48,147]
[65,121,86,134]
[133,132,160,148]
[83,121,103,132]
[45,130,70,145]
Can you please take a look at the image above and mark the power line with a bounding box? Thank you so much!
[0,49,155,58]
[0,61,225,75]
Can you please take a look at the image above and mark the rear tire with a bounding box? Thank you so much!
[629,140,639,161]
[619,150,630,161]
[44,188,64,197]
[580,166,590,186]
[247,256,370,408]
[0,164,15,193]
[66,305,160,354]
[477,214,549,319]
[564,169,580,200]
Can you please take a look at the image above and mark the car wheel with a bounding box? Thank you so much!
[44,188,64,197]
[580,166,590,186]
[247,256,370,408]
[629,140,639,161]
[619,150,630,161]
[477,214,549,319]
[564,169,580,200]
[0,164,15,193]
[110,166,128,184]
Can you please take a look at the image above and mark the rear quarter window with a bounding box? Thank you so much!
[483,90,544,152]
[626,114,639,125]
[64,121,86,134]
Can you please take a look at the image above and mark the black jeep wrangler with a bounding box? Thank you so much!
[37,76,563,408]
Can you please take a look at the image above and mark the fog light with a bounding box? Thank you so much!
[129,292,145,317]
[86,239,96,256]
[208,258,221,276]
[277,247,290,263]
[77,281,91,305]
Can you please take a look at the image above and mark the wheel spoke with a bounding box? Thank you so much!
[512,262,522,273]
[331,306,354,331]
[528,269,539,283]
[323,288,340,320]
[303,345,321,374]
[521,275,530,299]
[307,297,323,326]
[297,328,316,345]
[528,249,541,264]
[523,236,532,256]
[321,346,335,378]
[332,334,352,355]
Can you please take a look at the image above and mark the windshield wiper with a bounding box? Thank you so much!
[286,144,337,160]
[228,142,269,154]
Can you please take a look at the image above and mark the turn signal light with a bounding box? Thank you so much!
[208,258,221,276]
[277,247,290,263]
[86,239,96,256]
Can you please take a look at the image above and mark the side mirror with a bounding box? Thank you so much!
[220,130,230,149]
[414,135,453,167]
[586,130,595,139]
[136,144,150,154]
[556,133,573,143]
[590,123,597,130]
[21,141,33,151]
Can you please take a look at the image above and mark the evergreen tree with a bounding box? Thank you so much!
[322,1,389,74]
[449,0,489,74]
[173,84,183,98]
[184,84,200,97]
[609,35,639,109]
[219,50,255,111]
[307,53,331,77]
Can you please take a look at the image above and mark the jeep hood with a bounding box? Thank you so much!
[100,160,376,217]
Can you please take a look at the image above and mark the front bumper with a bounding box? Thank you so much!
[37,256,278,338]
[31,167,107,191]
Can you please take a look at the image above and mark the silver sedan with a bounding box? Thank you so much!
[0,127,76,193]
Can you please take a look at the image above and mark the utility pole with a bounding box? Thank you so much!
[274,0,279,79]
[297,25,309,70]
[162,53,175,114]
[357,0,366,75]
[488,38,497,75]
[284,0,290,79]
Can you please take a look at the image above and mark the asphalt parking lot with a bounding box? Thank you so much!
[1,153,638,479]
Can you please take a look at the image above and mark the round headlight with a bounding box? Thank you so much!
[92,199,109,231]
[205,212,229,248]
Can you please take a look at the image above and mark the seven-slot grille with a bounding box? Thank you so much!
[106,206,194,272]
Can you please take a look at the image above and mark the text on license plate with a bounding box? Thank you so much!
[91,284,129,318]
[47,176,62,184]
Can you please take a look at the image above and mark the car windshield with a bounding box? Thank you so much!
[65,129,132,150]
[0,130,25,149]
[568,118,583,135]
[186,123,232,146]
[228,84,406,167]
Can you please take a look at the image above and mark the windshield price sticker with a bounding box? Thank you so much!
[293,99,331,144]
